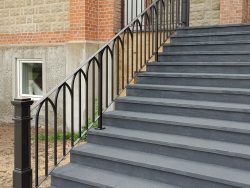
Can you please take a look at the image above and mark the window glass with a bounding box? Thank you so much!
[22,63,43,96]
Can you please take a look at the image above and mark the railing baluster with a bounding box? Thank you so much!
[98,53,103,130]
[63,85,66,156]
[35,110,39,187]
[54,105,57,166]
[92,62,95,123]
[136,0,138,16]
[116,40,120,95]
[85,76,89,130]
[136,22,139,72]
[111,46,114,101]
[126,31,129,84]
[45,100,49,177]
[106,49,109,108]
[126,0,128,25]
[79,73,82,138]
[140,21,143,68]
[71,88,74,147]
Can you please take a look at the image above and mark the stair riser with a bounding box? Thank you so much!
[158,54,250,62]
[137,76,250,88]
[176,26,250,35]
[51,177,96,188]
[116,102,250,122]
[147,65,250,74]
[71,154,236,188]
[88,133,250,171]
[127,88,250,104]
[164,43,250,52]
[103,117,250,145]
[171,34,250,43]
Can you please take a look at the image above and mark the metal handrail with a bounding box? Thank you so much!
[12,0,190,187]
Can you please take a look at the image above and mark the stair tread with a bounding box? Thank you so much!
[173,30,250,38]
[127,84,250,95]
[159,51,250,55]
[52,163,177,188]
[104,110,250,134]
[72,143,250,187]
[116,96,250,112]
[148,62,250,66]
[177,23,250,30]
[138,72,250,79]
[165,40,250,46]
[89,126,250,159]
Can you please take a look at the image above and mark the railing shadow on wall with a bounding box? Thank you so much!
[11,0,190,187]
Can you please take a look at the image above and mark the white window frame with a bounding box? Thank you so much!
[17,59,45,100]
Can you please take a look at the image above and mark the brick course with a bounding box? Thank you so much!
[2,0,250,45]
[0,0,122,44]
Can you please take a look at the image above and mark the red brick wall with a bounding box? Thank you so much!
[220,0,250,24]
[0,0,122,44]
[98,0,122,41]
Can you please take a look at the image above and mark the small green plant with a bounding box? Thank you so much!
[33,98,100,142]
[34,131,80,142]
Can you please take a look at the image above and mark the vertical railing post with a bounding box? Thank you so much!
[12,98,34,188]
[97,52,104,130]
[155,3,159,61]
[181,0,190,27]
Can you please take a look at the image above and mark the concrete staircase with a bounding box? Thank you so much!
[51,24,250,188]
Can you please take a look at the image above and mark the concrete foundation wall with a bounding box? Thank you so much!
[0,41,101,123]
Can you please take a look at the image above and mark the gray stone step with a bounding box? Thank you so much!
[164,41,250,52]
[126,84,250,104]
[88,126,250,170]
[51,163,177,188]
[115,97,250,122]
[137,72,250,88]
[171,31,250,43]
[176,23,250,35]
[146,62,250,74]
[103,111,250,145]
[158,51,250,62]
[71,144,250,188]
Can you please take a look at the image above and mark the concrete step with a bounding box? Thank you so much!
[137,72,250,88]
[51,163,177,188]
[158,51,250,62]
[115,97,250,122]
[88,126,250,170]
[126,84,250,104]
[71,143,250,188]
[176,23,250,35]
[171,31,250,43]
[146,62,250,74]
[164,41,250,52]
[103,111,250,145]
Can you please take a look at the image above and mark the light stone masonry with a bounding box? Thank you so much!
[190,0,220,26]
[0,0,70,34]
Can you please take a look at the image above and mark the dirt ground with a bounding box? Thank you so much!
[0,122,81,188]
[0,122,14,188]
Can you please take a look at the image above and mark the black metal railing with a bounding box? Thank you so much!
[12,0,190,187]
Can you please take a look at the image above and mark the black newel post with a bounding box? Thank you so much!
[181,0,190,27]
[12,98,34,188]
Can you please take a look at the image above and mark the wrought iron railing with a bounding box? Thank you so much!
[12,0,189,188]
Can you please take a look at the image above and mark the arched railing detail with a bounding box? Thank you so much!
[11,1,190,187]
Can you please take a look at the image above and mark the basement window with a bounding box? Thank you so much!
[17,59,44,100]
